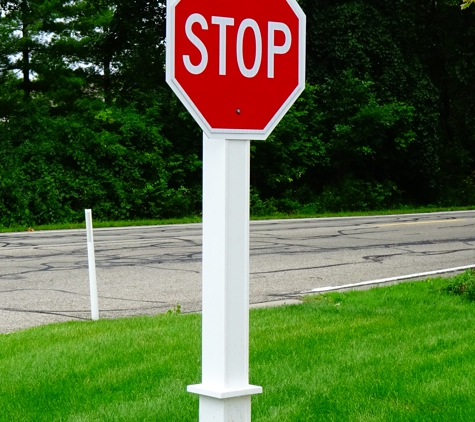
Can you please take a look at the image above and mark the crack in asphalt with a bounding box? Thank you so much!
[1,236,474,280]
[0,288,170,305]
[252,262,351,275]
[363,247,475,263]
[0,308,89,320]
[1,305,170,314]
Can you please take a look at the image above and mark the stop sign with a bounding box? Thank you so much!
[166,0,306,140]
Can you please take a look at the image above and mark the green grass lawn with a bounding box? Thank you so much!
[1,277,474,421]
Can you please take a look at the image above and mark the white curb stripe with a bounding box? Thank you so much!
[305,265,475,294]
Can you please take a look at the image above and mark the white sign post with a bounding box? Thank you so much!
[187,136,262,421]
[85,209,99,321]
[165,0,305,419]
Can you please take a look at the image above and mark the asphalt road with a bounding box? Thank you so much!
[1,210,474,333]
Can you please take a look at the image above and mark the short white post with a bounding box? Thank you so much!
[85,209,99,321]
[187,135,262,421]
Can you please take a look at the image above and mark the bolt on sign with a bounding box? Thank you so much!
[166,0,306,140]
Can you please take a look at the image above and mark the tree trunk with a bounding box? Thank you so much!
[21,5,30,98]
[104,56,111,104]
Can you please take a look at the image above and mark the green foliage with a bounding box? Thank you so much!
[315,179,402,212]
[461,0,475,9]
[0,96,201,226]
[252,74,413,211]
[251,84,328,203]
[167,303,182,315]
[251,179,401,215]
[442,269,475,301]
[1,0,475,225]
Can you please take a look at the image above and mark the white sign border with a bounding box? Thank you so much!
[165,0,306,141]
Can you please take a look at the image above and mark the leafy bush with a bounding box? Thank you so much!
[315,179,402,212]
[250,189,279,216]
[438,171,475,207]
[0,97,201,226]
[442,269,475,302]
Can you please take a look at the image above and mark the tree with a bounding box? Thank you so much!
[2,0,475,225]
[0,0,78,98]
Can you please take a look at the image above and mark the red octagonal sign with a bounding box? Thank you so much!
[166,0,306,140]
